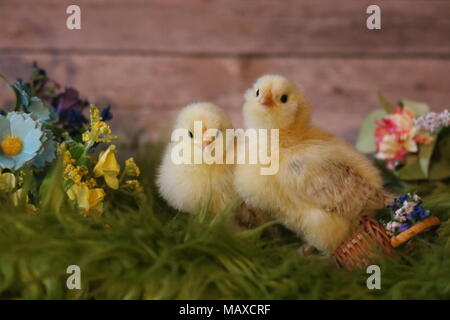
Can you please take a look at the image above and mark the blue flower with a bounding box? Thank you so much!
[398,195,408,203]
[65,108,88,135]
[52,88,88,133]
[398,223,411,233]
[410,205,429,221]
[100,105,113,121]
[0,112,44,170]
[387,202,399,212]
[52,88,85,118]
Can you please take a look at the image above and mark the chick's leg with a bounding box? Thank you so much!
[233,203,280,237]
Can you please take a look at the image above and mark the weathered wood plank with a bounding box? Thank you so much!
[0,0,449,56]
[0,54,448,142]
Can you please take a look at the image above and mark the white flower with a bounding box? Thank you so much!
[415,109,449,133]
[439,109,449,127]
[403,201,415,214]
[395,210,407,222]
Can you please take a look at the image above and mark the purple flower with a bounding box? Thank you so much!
[398,223,411,233]
[52,88,88,119]
[52,88,89,134]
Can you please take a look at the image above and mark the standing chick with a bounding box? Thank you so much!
[234,75,391,253]
[157,102,237,216]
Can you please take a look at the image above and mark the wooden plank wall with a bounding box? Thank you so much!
[0,0,449,142]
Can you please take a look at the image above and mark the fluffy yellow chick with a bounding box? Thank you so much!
[234,75,391,253]
[156,102,238,216]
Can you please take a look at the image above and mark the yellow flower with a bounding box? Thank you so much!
[82,105,116,147]
[67,184,105,216]
[0,172,16,192]
[86,178,97,188]
[125,157,140,177]
[94,144,120,189]
[63,150,75,165]
[124,179,143,193]
[11,188,25,206]
[64,162,87,184]
[62,149,89,185]
[10,188,37,213]
[89,106,102,123]
[16,170,24,186]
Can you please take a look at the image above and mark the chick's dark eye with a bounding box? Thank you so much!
[188,131,193,138]
[256,89,259,97]
[280,94,288,103]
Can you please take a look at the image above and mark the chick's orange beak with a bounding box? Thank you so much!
[259,91,274,107]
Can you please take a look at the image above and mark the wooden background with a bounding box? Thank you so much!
[0,0,449,142]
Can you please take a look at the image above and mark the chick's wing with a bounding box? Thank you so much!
[279,144,386,217]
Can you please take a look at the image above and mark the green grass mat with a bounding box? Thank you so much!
[0,143,449,299]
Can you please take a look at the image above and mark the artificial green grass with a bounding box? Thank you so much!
[0,143,449,299]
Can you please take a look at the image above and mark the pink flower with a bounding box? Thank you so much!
[375,107,418,167]
[414,131,434,145]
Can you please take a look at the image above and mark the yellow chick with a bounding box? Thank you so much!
[156,102,238,216]
[234,75,391,254]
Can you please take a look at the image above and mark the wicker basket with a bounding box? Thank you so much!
[332,215,396,270]
[390,216,440,248]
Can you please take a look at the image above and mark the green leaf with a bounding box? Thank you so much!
[10,81,31,110]
[399,99,429,116]
[39,157,66,214]
[0,73,8,82]
[429,160,450,180]
[0,75,31,110]
[69,143,90,166]
[396,160,427,181]
[355,109,387,153]
[69,143,85,161]
[419,139,437,177]
[63,179,74,192]
[378,92,395,113]
[429,127,450,180]
[47,124,66,140]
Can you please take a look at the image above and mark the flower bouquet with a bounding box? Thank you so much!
[385,193,440,248]
[0,63,143,216]
[335,95,449,269]
[356,94,449,181]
